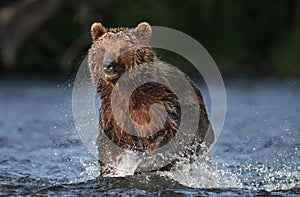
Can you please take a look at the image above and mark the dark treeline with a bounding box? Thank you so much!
[0,0,300,76]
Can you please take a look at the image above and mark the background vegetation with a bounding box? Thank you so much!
[0,0,300,76]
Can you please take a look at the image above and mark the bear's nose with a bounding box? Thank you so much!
[103,53,116,70]
[103,64,113,72]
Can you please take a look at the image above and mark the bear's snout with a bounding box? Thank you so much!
[103,52,117,71]
[102,52,125,81]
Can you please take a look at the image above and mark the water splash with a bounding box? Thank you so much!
[160,155,299,191]
[104,150,142,177]
[236,163,300,191]
[162,156,243,188]
[78,159,100,180]
[81,148,299,192]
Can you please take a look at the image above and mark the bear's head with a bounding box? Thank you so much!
[88,22,155,86]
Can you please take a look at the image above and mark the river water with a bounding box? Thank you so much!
[0,75,299,196]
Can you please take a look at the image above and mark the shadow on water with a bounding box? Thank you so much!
[0,75,299,196]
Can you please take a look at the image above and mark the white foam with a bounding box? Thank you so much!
[105,150,142,177]
[162,156,243,188]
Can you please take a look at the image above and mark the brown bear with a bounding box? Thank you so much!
[88,22,214,174]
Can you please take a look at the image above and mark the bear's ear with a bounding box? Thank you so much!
[91,22,107,42]
[133,22,152,44]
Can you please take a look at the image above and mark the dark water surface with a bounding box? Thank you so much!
[0,75,299,196]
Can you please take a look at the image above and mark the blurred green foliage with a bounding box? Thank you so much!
[1,0,300,76]
[271,24,300,75]
[18,13,83,72]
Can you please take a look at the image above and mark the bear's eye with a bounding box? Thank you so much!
[119,47,127,54]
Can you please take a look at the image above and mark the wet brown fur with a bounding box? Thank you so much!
[88,22,214,172]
